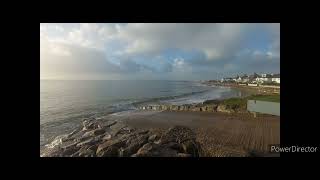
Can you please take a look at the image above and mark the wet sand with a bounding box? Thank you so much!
[106,110,280,156]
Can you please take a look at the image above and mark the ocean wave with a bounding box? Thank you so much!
[130,90,209,107]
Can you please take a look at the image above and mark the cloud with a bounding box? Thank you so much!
[40,23,280,80]
[114,23,247,61]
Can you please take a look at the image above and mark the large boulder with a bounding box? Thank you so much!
[82,119,97,131]
[181,140,200,156]
[76,137,99,147]
[148,134,158,142]
[217,105,234,113]
[97,146,119,157]
[61,145,80,156]
[130,126,201,157]
[133,142,178,157]
[79,149,95,157]
[120,134,149,157]
[96,136,128,156]
[171,105,179,111]
[45,134,70,149]
[81,128,106,140]
[177,153,192,157]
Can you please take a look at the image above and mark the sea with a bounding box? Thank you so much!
[40,80,245,147]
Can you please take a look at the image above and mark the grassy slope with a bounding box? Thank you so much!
[220,94,280,110]
[248,94,280,103]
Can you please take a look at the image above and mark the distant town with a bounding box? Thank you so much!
[206,73,280,87]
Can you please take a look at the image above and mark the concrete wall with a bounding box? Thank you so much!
[247,100,280,116]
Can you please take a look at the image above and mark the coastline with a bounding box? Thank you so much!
[41,81,280,157]
[201,81,280,95]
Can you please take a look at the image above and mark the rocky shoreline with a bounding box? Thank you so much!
[41,118,202,157]
[137,99,246,114]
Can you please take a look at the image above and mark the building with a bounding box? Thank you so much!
[221,77,234,83]
[225,77,234,82]
[249,73,259,83]
[241,74,249,83]
[256,73,272,83]
[271,74,280,83]
[221,73,280,85]
[234,75,242,82]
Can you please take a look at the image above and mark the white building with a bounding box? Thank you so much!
[271,74,280,83]
[233,75,242,82]
[256,73,272,83]
[241,75,249,83]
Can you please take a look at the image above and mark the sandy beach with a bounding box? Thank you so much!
[106,110,280,156]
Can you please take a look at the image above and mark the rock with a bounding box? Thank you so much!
[148,134,157,142]
[41,146,63,157]
[136,147,178,157]
[61,145,80,156]
[81,128,105,139]
[87,144,98,152]
[81,131,95,140]
[121,134,149,156]
[102,133,112,141]
[82,119,96,131]
[71,130,87,142]
[177,153,192,157]
[98,146,119,157]
[116,126,135,135]
[45,134,69,149]
[67,128,81,138]
[161,105,169,111]
[171,105,179,111]
[137,143,154,153]
[79,148,95,157]
[154,139,161,144]
[134,141,191,157]
[70,151,80,157]
[110,122,127,136]
[137,129,149,135]
[76,136,101,147]
[181,140,200,156]
[191,107,202,112]
[217,105,233,113]
[93,128,106,136]
[105,121,117,128]
[211,104,218,112]
[60,141,78,149]
[134,143,155,156]
[164,142,184,152]
[96,138,126,155]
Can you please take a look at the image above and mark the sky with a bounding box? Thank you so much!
[40,23,280,80]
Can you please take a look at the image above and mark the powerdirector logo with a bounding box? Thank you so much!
[270,144,318,153]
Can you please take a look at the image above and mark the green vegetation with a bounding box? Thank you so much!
[221,97,247,110]
[261,82,280,86]
[248,94,280,103]
[219,94,280,111]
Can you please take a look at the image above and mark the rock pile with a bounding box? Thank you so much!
[137,99,248,114]
[41,119,201,157]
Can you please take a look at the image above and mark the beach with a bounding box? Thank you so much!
[106,110,280,156]
[40,80,280,157]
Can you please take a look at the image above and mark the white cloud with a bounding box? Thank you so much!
[113,23,246,61]
[40,23,280,80]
